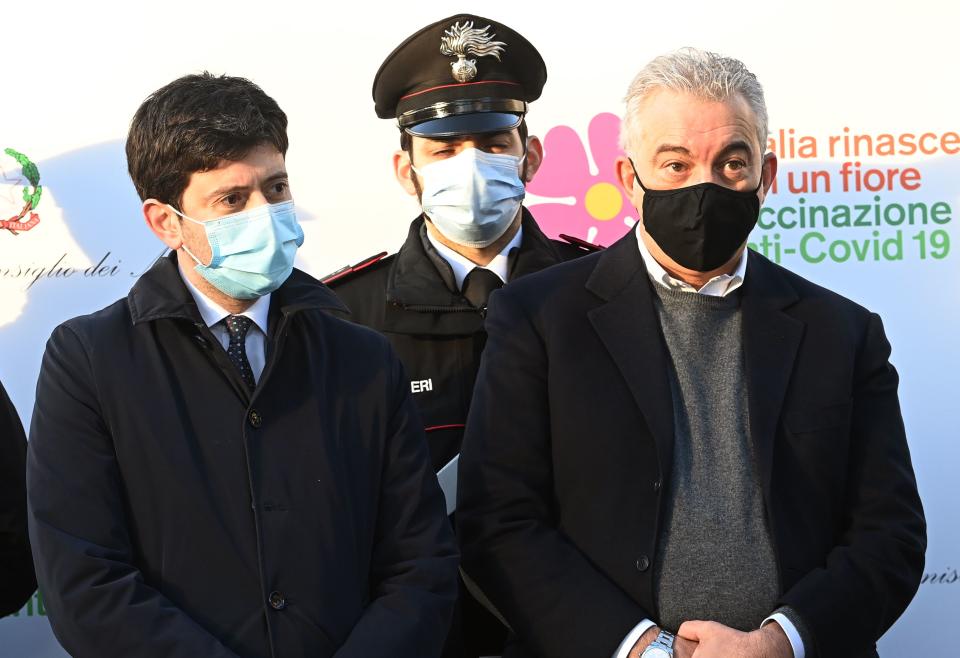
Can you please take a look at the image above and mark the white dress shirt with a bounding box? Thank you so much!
[426,225,524,290]
[636,229,747,298]
[179,267,271,384]
[613,233,804,658]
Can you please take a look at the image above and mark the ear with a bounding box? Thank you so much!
[143,200,183,250]
[393,149,418,197]
[522,135,544,183]
[615,155,641,205]
[759,151,778,203]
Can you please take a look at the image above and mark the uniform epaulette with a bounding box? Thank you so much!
[558,234,605,253]
[322,251,390,285]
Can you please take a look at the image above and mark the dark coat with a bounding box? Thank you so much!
[328,209,591,472]
[457,229,927,658]
[0,379,35,616]
[328,210,592,658]
[26,253,459,658]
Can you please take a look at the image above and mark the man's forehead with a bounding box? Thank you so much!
[193,146,285,179]
[185,149,287,196]
[635,88,760,150]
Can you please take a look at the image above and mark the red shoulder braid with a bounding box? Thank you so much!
[558,234,605,253]
[321,251,389,285]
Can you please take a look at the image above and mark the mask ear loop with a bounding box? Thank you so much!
[166,204,211,267]
[519,136,530,182]
[627,157,650,192]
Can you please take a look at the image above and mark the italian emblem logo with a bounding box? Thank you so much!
[1,148,42,235]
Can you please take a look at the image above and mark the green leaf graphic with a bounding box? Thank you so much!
[5,149,40,182]
[22,163,39,186]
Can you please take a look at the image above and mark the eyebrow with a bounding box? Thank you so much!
[652,144,692,161]
[652,140,755,160]
[262,171,289,185]
[715,140,754,159]
[205,171,288,200]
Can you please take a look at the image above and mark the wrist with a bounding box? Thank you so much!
[757,622,792,658]
[630,625,661,657]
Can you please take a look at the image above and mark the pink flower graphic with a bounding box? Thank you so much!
[528,112,636,247]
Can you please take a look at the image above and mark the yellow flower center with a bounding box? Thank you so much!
[584,182,623,221]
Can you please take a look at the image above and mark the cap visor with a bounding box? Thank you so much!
[405,112,522,138]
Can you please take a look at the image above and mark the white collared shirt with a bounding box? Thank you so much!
[636,228,748,297]
[179,267,271,383]
[426,225,524,290]
[612,234,805,658]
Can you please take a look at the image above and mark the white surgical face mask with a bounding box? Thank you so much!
[412,148,526,248]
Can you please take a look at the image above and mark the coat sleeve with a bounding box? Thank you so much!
[334,346,459,658]
[27,324,239,658]
[778,313,926,657]
[0,378,36,616]
[456,288,651,658]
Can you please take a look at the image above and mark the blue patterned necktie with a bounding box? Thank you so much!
[223,315,256,392]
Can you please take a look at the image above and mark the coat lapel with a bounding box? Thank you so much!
[586,232,676,474]
[740,252,804,495]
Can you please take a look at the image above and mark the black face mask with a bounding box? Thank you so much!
[630,159,762,272]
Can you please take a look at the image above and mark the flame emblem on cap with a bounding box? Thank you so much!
[440,21,506,83]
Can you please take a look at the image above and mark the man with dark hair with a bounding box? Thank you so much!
[27,72,458,658]
[326,18,595,655]
[0,378,36,617]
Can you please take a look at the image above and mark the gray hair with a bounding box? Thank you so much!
[620,47,768,155]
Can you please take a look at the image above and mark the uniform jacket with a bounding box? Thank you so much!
[0,379,35,616]
[328,209,590,472]
[27,253,459,658]
[457,229,926,658]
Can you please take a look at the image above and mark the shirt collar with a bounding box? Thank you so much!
[635,228,748,298]
[178,265,271,334]
[426,225,524,291]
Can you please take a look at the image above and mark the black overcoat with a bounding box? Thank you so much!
[457,229,926,658]
[0,379,36,616]
[27,253,458,658]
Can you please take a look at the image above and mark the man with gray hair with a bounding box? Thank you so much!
[457,48,925,658]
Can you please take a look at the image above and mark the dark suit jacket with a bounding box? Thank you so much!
[0,379,36,616]
[457,230,926,658]
[27,253,458,657]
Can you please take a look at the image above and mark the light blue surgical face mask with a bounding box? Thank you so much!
[412,148,526,248]
[169,200,304,300]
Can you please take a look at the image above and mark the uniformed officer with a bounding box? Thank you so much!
[325,13,596,658]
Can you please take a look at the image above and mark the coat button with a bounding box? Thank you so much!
[653,479,662,492]
[268,591,286,610]
[248,410,262,428]
[635,555,651,572]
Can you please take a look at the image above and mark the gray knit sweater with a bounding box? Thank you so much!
[651,284,780,633]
